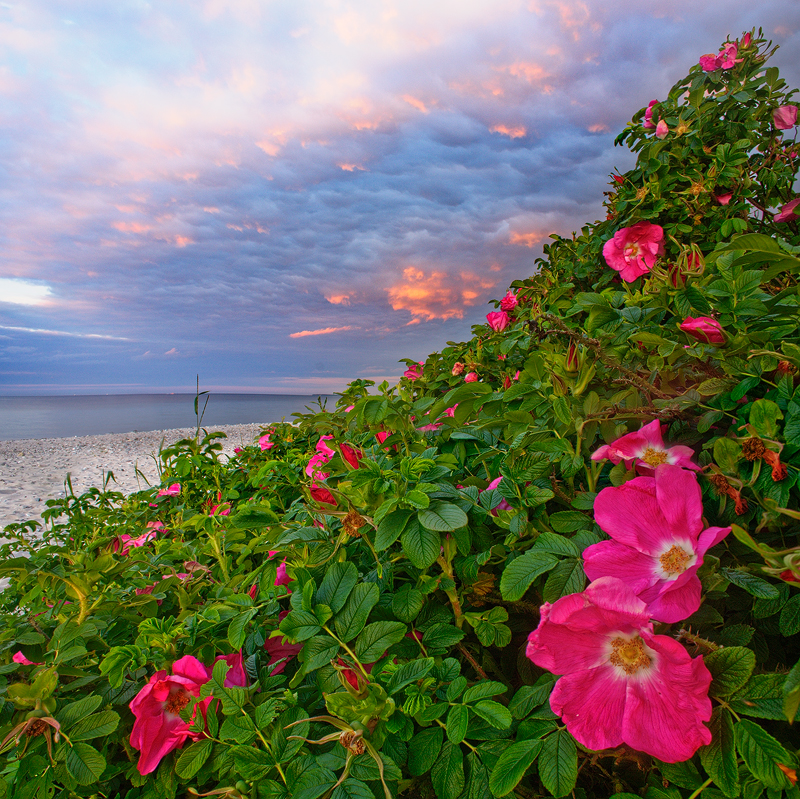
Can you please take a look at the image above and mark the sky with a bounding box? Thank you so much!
[1,1,799,396]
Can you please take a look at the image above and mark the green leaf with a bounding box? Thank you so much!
[784,658,800,723]
[418,502,468,532]
[699,707,738,798]
[57,695,103,729]
[471,700,512,729]
[539,730,578,798]
[201,660,247,715]
[354,621,407,663]
[705,647,756,697]
[446,704,469,744]
[334,583,380,642]
[68,711,120,742]
[228,608,257,650]
[509,675,557,720]
[500,550,559,601]
[386,657,434,695]
[749,399,783,439]
[375,509,414,551]
[734,719,793,790]
[779,594,800,636]
[422,623,465,651]
[730,674,786,720]
[300,635,340,672]
[430,741,465,799]
[548,512,590,534]
[220,714,257,744]
[331,779,375,799]
[408,726,443,776]
[65,742,106,786]
[175,738,214,779]
[720,568,780,599]
[718,233,784,253]
[401,522,441,569]
[391,585,425,623]
[316,562,358,614]
[488,739,543,797]
[272,707,308,765]
[713,438,741,473]
[543,559,586,603]
[279,610,322,642]
[463,681,507,704]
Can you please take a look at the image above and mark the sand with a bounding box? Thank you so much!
[0,423,266,533]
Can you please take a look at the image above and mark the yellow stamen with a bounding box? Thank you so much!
[641,447,668,466]
[609,636,651,675]
[165,689,191,715]
[660,545,691,575]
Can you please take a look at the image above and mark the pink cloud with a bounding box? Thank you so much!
[289,326,354,338]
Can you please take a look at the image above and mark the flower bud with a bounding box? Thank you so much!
[679,316,726,345]
[564,341,580,377]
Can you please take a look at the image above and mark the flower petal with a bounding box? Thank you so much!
[594,477,669,554]
[583,541,660,592]
[654,464,704,538]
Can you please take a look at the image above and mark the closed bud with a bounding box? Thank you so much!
[565,341,580,377]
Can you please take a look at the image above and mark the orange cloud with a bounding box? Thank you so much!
[338,163,365,172]
[386,266,496,321]
[174,236,192,247]
[113,221,152,233]
[326,294,351,305]
[290,326,354,338]
[510,231,545,247]
[402,95,428,114]
[588,123,609,133]
[490,124,527,138]
[503,61,549,84]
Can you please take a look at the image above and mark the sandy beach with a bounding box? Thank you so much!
[0,423,266,532]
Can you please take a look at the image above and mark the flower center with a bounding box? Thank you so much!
[623,242,641,261]
[609,636,651,675]
[164,689,191,715]
[660,545,692,575]
[641,446,668,466]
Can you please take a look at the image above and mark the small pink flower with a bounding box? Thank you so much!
[264,611,304,675]
[157,483,181,497]
[526,577,713,762]
[775,198,800,223]
[233,447,243,455]
[258,433,274,451]
[486,311,510,332]
[655,119,669,139]
[500,291,518,311]
[774,106,798,130]
[451,361,465,376]
[602,222,664,282]
[643,99,658,129]
[585,465,731,623]
[12,651,41,666]
[465,372,478,383]
[403,362,424,380]
[275,561,291,587]
[699,41,738,72]
[591,419,699,472]
[741,32,752,48]
[680,316,726,345]
[211,503,230,516]
[118,523,163,556]
[417,422,442,432]
[715,192,733,205]
[497,354,507,361]
[699,53,720,72]
[316,435,335,458]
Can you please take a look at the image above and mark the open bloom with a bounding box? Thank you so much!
[403,362,424,380]
[526,577,712,762]
[584,465,731,623]
[258,433,274,451]
[118,521,164,556]
[643,99,658,129]
[500,291,518,311]
[306,435,335,480]
[486,311,510,332]
[130,654,246,775]
[602,222,664,282]
[156,483,181,497]
[774,105,798,130]
[699,41,738,72]
[679,316,726,345]
[591,419,699,472]
[775,198,800,223]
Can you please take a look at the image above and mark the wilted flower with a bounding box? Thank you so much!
[774,198,800,223]
[655,119,669,139]
[591,419,699,472]
[486,311,510,332]
[643,99,658,129]
[12,651,41,666]
[526,577,713,762]
[451,361,465,376]
[774,105,798,130]
[602,222,665,282]
[500,291,518,311]
[679,316,726,345]
[585,464,731,623]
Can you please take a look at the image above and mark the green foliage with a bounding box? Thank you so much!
[0,27,799,799]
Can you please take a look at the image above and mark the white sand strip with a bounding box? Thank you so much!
[0,423,266,532]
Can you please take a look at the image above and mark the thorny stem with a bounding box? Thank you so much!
[457,642,488,680]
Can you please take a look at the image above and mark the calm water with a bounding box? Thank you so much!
[0,394,334,441]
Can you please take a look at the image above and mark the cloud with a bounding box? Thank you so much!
[0,325,129,340]
[0,279,53,306]
[289,326,355,338]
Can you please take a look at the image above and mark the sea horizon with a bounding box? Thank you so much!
[0,392,336,441]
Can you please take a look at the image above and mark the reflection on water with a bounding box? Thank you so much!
[0,394,333,441]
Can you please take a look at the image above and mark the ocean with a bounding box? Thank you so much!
[0,393,334,441]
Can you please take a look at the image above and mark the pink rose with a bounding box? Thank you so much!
[12,651,41,666]
[310,482,337,506]
[591,419,699,472]
[699,41,738,72]
[375,431,391,446]
[655,119,668,139]
[679,316,726,345]
[156,483,181,497]
[340,443,362,470]
[403,362,424,380]
[715,192,733,205]
[602,221,665,282]
[643,99,658,129]
[499,291,518,311]
[465,372,478,383]
[526,577,713,762]
[258,433,274,451]
[775,198,800,223]
[774,106,798,130]
[486,311,510,332]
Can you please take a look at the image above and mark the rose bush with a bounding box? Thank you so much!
[0,28,798,799]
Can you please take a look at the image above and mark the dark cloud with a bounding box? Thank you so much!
[0,0,799,393]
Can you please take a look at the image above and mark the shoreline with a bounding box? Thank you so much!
[0,423,266,532]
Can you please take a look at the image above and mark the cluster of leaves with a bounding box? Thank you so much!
[0,28,799,799]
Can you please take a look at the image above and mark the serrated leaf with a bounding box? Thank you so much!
[279,610,322,643]
[65,742,106,786]
[228,608,257,650]
[699,707,738,797]
[408,726,443,776]
[300,635,340,672]
[401,522,441,569]
[471,700,512,729]
[354,621,407,663]
[391,585,425,623]
[375,509,414,550]
[543,559,586,603]
[175,738,213,779]
[779,594,800,636]
[220,713,257,744]
[331,779,375,799]
[334,583,379,642]
[316,562,358,614]
[705,647,756,697]
[539,730,577,798]
[68,711,120,741]
[500,550,559,601]
[734,719,792,790]
[462,681,507,704]
[57,695,103,729]
[422,623,464,650]
[386,657,434,695]
[721,568,780,599]
[509,675,557,719]
[431,741,465,799]
[446,704,469,744]
[272,706,308,764]
[488,739,543,797]
[418,502,468,532]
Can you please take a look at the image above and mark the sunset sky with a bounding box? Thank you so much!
[1,0,799,395]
